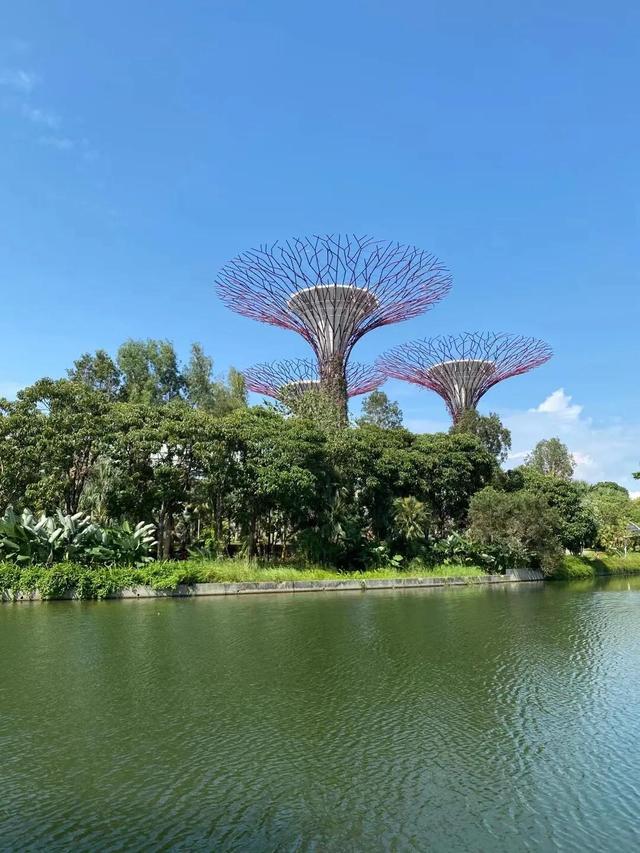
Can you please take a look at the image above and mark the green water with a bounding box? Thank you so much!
[2,578,640,852]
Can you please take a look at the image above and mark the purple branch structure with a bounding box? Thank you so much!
[242,358,384,405]
[378,332,552,423]
[215,235,451,421]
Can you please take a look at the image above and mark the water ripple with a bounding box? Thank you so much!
[2,580,640,850]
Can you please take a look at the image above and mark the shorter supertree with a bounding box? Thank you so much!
[242,358,383,405]
[378,332,552,423]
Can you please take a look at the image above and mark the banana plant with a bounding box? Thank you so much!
[0,507,156,566]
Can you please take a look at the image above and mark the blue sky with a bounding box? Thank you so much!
[1,1,638,489]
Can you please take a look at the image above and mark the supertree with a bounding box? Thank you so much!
[242,358,384,405]
[215,235,451,422]
[378,332,552,423]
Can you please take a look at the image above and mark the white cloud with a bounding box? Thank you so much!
[1,63,95,158]
[404,386,639,491]
[532,388,582,419]
[0,68,38,92]
[21,104,60,128]
[572,451,593,467]
[631,491,640,501]
[506,388,640,490]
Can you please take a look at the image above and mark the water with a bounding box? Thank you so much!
[2,578,640,852]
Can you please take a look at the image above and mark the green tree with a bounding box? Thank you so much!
[283,386,347,433]
[117,339,183,404]
[329,425,416,547]
[227,367,248,407]
[525,437,575,479]
[412,432,496,535]
[393,496,430,544]
[450,409,511,463]
[68,350,122,399]
[182,344,246,414]
[586,482,634,552]
[520,470,597,554]
[357,391,403,429]
[219,408,332,558]
[183,343,216,409]
[0,379,113,514]
[468,486,563,572]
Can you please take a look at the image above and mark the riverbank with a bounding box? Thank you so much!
[2,567,544,602]
[552,552,640,579]
[1,553,638,602]
[0,560,488,602]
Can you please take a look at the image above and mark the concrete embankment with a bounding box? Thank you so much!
[2,568,544,602]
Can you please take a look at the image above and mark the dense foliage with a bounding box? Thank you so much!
[1,340,638,589]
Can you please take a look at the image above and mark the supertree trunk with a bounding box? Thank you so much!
[319,354,349,426]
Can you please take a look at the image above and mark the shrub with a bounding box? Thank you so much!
[0,507,155,567]
[431,532,520,574]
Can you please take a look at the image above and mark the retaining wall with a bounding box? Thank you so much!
[1,568,544,603]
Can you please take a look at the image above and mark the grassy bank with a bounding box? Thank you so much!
[0,560,487,601]
[5,553,637,601]
[553,552,640,580]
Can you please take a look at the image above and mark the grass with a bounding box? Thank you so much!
[165,559,487,584]
[552,551,640,580]
[0,558,487,600]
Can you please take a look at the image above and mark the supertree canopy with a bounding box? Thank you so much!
[215,235,451,420]
[242,358,383,404]
[379,332,552,423]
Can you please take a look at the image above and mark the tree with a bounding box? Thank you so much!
[183,343,216,409]
[521,470,596,553]
[468,486,563,572]
[586,482,634,552]
[329,424,416,548]
[284,386,348,433]
[450,409,511,463]
[0,379,113,514]
[393,496,430,544]
[217,408,332,558]
[227,368,247,407]
[183,345,246,414]
[356,391,403,429]
[525,437,575,479]
[68,350,122,399]
[68,340,247,416]
[117,339,183,404]
[412,432,495,535]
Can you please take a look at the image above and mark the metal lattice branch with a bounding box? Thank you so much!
[242,358,384,402]
[378,332,552,422]
[215,235,452,364]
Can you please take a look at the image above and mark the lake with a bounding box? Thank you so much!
[2,578,640,851]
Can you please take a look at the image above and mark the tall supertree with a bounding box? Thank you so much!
[378,332,552,423]
[242,358,384,406]
[215,235,451,422]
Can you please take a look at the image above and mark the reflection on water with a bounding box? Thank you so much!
[2,578,640,851]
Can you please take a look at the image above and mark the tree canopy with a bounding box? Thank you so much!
[356,391,403,429]
[1,339,637,572]
[450,409,511,463]
[525,437,575,479]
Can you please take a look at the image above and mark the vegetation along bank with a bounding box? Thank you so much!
[1,338,639,602]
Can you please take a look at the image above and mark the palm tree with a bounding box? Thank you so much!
[393,496,429,542]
